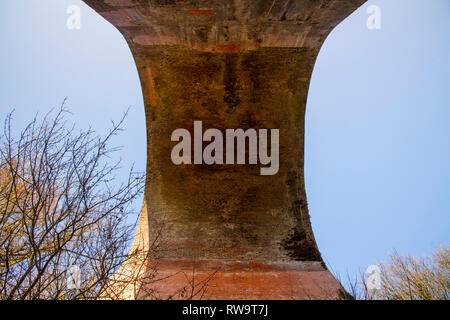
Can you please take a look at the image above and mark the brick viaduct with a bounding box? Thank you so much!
[83,0,367,299]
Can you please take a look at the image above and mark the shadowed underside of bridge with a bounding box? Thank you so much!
[83,0,366,299]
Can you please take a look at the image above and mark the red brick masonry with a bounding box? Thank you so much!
[139,259,342,300]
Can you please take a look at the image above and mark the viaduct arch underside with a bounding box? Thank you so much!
[83,0,366,299]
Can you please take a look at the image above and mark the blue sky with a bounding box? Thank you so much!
[1,0,449,280]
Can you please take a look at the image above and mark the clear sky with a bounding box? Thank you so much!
[1,0,449,280]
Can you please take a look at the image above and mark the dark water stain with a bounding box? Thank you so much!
[223,54,240,113]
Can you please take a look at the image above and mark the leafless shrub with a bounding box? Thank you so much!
[0,101,220,300]
[336,246,449,300]
[0,101,145,299]
[375,246,449,300]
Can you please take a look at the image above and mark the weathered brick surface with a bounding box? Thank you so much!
[138,259,341,299]
[83,0,366,299]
